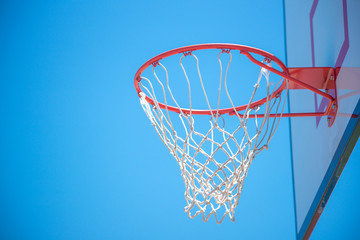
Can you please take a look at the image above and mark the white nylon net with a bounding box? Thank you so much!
[138,50,288,223]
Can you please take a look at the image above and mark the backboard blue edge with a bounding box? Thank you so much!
[298,102,360,239]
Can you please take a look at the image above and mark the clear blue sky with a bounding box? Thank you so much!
[1,0,359,239]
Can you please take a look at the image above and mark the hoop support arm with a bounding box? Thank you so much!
[239,51,340,126]
[240,51,334,102]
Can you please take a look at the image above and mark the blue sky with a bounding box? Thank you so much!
[1,0,359,239]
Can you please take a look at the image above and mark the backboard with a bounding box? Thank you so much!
[283,0,360,239]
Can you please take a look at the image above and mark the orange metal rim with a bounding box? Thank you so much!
[134,43,289,115]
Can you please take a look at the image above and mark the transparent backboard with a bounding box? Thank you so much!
[283,0,360,239]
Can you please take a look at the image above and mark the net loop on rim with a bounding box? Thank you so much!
[183,51,193,56]
[136,44,289,223]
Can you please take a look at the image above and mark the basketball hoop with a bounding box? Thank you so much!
[134,44,337,223]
